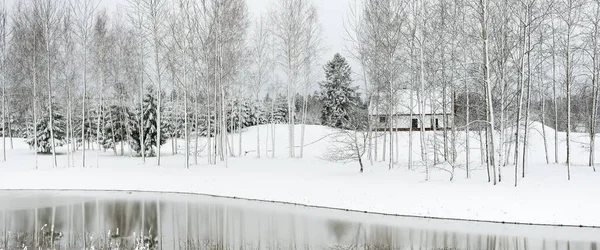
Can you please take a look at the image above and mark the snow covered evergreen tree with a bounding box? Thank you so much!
[319,53,360,129]
[73,108,99,148]
[163,101,184,140]
[102,105,131,152]
[249,100,267,126]
[27,107,66,154]
[271,94,289,124]
[229,99,253,130]
[129,87,166,157]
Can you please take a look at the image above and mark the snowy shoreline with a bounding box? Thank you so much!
[1,124,599,228]
[1,159,599,229]
[1,186,599,229]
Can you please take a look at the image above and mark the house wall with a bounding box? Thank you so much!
[372,114,453,131]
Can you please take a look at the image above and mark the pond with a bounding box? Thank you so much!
[0,190,598,250]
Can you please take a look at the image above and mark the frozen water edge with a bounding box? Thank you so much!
[1,189,600,244]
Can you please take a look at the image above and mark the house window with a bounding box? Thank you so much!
[435,119,440,128]
[412,119,418,129]
[379,116,387,123]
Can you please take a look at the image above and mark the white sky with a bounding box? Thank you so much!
[245,0,350,64]
[5,0,351,57]
[5,0,355,85]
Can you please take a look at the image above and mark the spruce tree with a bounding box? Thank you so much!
[102,105,130,151]
[249,100,266,126]
[272,94,289,124]
[163,102,184,140]
[27,106,66,154]
[319,53,360,129]
[129,87,167,157]
[229,99,254,130]
[74,109,98,147]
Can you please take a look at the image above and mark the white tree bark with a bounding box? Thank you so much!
[481,0,497,185]
[419,0,429,180]
[0,3,5,163]
[73,0,98,168]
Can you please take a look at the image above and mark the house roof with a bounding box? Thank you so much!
[368,89,452,115]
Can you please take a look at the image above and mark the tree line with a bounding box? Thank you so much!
[345,0,600,184]
[0,0,599,186]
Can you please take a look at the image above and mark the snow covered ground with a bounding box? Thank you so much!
[0,123,599,227]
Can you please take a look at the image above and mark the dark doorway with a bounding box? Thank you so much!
[412,119,418,129]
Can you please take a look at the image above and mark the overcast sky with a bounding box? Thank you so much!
[246,0,351,65]
[5,0,356,83]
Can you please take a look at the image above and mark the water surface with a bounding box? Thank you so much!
[0,190,598,250]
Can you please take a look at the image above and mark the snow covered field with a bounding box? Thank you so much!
[0,123,599,227]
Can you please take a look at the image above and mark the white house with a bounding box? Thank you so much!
[369,89,453,131]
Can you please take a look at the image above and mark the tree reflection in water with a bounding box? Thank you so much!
[0,191,598,250]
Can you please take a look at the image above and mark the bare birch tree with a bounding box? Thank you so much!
[557,0,585,180]
[0,0,6,162]
[585,0,600,171]
[141,0,168,165]
[250,14,270,158]
[479,0,498,184]
[72,0,99,168]
[35,0,63,168]
[270,0,320,158]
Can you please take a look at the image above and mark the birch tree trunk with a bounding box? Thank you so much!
[139,34,145,162]
[539,31,550,164]
[202,72,207,165]
[564,0,577,180]
[389,61,394,170]
[588,0,600,171]
[464,51,470,178]
[0,4,5,162]
[182,26,189,169]
[408,42,415,170]
[73,0,98,168]
[238,97,242,157]
[270,93,275,158]
[523,12,533,178]
[33,33,38,169]
[481,0,497,185]
[96,75,104,167]
[419,0,429,180]
[155,28,163,166]
[515,23,527,186]
[551,14,559,164]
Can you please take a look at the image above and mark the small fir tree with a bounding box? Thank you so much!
[129,87,167,157]
[319,53,360,129]
[229,99,254,130]
[73,108,99,146]
[163,101,185,140]
[102,105,131,151]
[27,107,66,154]
[271,94,289,124]
[249,100,267,126]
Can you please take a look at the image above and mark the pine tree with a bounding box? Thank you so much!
[319,53,360,129]
[271,94,289,124]
[27,106,66,154]
[249,100,266,126]
[74,108,99,147]
[163,101,184,140]
[129,87,167,157]
[229,99,254,130]
[102,105,130,151]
